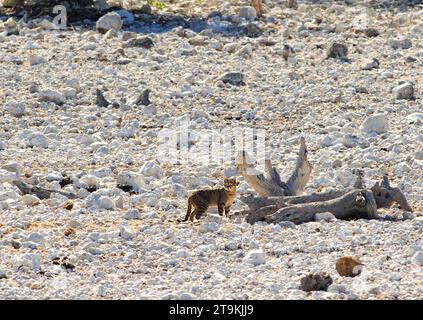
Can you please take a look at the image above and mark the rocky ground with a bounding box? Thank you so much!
[0,0,422,300]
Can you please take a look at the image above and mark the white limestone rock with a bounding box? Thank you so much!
[1,167,18,183]
[26,132,49,149]
[237,43,253,57]
[84,243,103,255]
[162,183,187,198]
[408,245,422,257]
[180,292,197,300]
[27,232,45,244]
[244,249,266,266]
[96,12,123,34]
[327,284,347,294]
[18,253,41,272]
[120,225,135,240]
[125,209,141,220]
[117,171,146,192]
[140,161,163,179]
[80,175,99,189]
[22,194,40,206]
[199,222,219,233]
[85,189,119,210]
[28,54,46,66]
[3,101,25,117]
[46,171,63,182]
[278,221,296,229]
[392,82,414,100]
[65,78,81,92]
[38,89,66,105]
[5,17,18,35]
[37,19,59,30]
[315,212,337,222]
[406,113,423,124]
[361,114,388,134]
[361,58,379,70]
[98,196,114,210]
[223,43,239,53]
[62,87,77,99]
[411,251,423,266]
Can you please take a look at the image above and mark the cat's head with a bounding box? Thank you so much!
[223,176,239,190]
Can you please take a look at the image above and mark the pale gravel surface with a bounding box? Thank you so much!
[0,0,422,299]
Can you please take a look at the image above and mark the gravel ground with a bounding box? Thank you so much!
[0,0,422,299]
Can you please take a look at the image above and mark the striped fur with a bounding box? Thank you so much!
[179,177,239,222]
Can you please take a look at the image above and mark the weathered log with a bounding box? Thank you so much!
[371,176,413,212]
[240,171,413,219]
[352,169,365,189]
[240,189,346,212]
[237,157,285,197]
[236,137,312,197]
[248,189,378,225]
[12,180,77,200]
[241,174,412,224]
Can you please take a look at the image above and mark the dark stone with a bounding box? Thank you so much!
[300,273,333,292]
[134,89,151,106]
[123,36,154,49]
[96,89,110,107]
[364,27,379,37]
[59,176,72,188]
[327,42,348,61]
[219,72,245,86]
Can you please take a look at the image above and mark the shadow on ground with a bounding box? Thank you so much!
[0,0,422,36]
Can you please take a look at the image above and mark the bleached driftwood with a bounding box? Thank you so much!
[238,138,413,224]
[241,173,413,224]
[247,189,378,224]
[370,175,413,212]
[236,137,312,197]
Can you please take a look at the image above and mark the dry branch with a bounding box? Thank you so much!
[236,137,312,197]
[371,176,413,212]
[248,189,378,224]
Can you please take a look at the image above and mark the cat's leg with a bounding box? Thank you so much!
[225,205,231,218]
[218,203,225,216]
[178,199,192,222]
[194,205,208,221]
